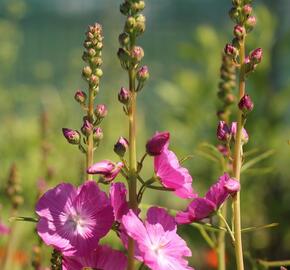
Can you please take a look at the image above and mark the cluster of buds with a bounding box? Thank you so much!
[63,23,107,152]
[117,0,149,99]
[225,0,262,72]
[6,163,23,212]
[217,121,249,145]
[217,53,236,121]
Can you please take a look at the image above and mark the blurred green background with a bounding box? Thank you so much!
[0,0,290,269]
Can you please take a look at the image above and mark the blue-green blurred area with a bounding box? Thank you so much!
[0,0,290,269]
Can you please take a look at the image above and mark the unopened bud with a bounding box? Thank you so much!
[118,87,130,105]
[95,104,108,119]
[117,48,130,62]
[229,7,239,23]
[93,127,103,142]
[95,68,103,77]
[135,14,146,34]
[74,90,87,104]
[82,66,92,78]
[131,1,145,13]
[89,75,99,87]
[81,120,94,136]
[245,16,256,32]
[62,128,81,145]
[217,121,231,141]
[131,46,144,62]
[114,136,129,157]
[146,131,170,156]
[137,66,149,82]
[125,16,136,32]
[91,57,103,66]
[250,48,263,64]
[224,43,238,57]
[120,1,130,15]
[242,4,252,15]
[119,33,130,47]
[238,94,254,113]
[233,25,246,39]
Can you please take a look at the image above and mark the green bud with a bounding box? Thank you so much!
[125,16,136,32]
[95,68,103,77]
[82,66,92,78]
[120,1,131,15]
[135,14,146,35]
[119,32,130,47]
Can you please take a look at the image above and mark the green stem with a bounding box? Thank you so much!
[127,65,138,270]
[218,211,235,244]
[257,260,290,267]
[232,36,246,270]
[86,87,94,180]
[217,205,227,270]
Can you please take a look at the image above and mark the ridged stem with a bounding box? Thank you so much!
[232,36,246,270]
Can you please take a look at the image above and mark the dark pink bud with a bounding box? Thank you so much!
[74,90,87,104]
[146,131,170,156]
[87,160,124,182]
[118,87,130,105]
[250,48,263,64]
[62,128,81,145]
[217,145,229,157]
[233,25,245,39]
[217,121,231,141]
[95,104,108,119]
[224,43,238,57]
[93,127,103,142]
[137,66,149,82]
[243,4,252,15]
[239,94,254,113]
[81,120,93,136]
[114,136,129,157]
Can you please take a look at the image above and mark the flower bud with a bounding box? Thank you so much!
[229,7,239,23]
[89,75,99,87]
[231,122,249,144]
[93,127,103,142]
[81,119,94,136]
[74,90,87,104]
[95,104,108,119]
[62,128,81,145]
[245,16,256,32]
[135,14,146,34]
[119,32,130,47]
[118,87,130,105]
[131,1,145,13]
[87,160,124,182]
[233,25,246,39]
[146,131,170,156]
[125,16,136,32]
[131,46,144,62]
[250,48,263,64]
[137,66,149,82]
[242,4,252,16]
[114,136,129,157]
[224,43,238,58]
[238,94,254,113]
[82,66,92,78]
[217,121,231,141]
[117,48,130,68]
[95,68,103,77]
[120,1,130,15]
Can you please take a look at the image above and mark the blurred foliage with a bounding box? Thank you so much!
[0,0,290,269]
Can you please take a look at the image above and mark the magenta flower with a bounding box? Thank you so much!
[154,149,197,199]
[0,221,10,235]
[62,245,127,270]
[109,182,129,222]
[146,131,170,156]
[176,173,240,224]
[217,121,231,141]
[122,207,194,270]
[87,160,124,182]
[231,122,249,144]
[36,181,114,256]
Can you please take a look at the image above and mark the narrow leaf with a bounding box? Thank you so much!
[242,150,275,172]
[242,223,279,233]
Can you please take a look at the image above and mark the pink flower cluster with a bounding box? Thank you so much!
[35,131,240,269]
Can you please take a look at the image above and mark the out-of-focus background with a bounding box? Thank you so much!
[0,0,290,269]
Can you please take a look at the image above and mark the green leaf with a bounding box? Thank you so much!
[243,167,274,176]
[9,216,38,223]
[241,223,279,233]
[241,149,275,173]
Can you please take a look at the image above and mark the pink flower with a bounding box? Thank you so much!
[109,182,129,222]
[122,207,194,270]
[87,160,123,182]
[176,173,240,224]
[231,122,249,144]
[146,131,170,156]
[0,221,10,235]
[62,245,127,270]
[154,149,197,199]
[36,181,114,256]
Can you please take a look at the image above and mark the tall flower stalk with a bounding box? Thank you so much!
[62,23,106,180]
[224,1,262,269]
[117,1,147,268]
